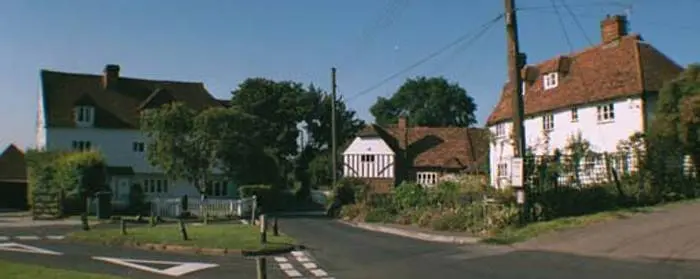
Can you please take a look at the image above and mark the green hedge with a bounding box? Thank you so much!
[25,149,108,214]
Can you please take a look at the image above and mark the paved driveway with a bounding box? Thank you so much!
[278,214,700,279]
[516,201,700,262]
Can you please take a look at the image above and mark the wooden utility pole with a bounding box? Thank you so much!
[331,67,338,188]
[505,0,528,218]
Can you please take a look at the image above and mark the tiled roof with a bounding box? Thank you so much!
[40,67,223,129]
[0,144,26,182]
[359,124,489,171]
[486,34,683,125]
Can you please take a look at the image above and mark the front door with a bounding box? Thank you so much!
[117,178,130,200]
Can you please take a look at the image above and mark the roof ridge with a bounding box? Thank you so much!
[526,33,642,69]
[40,69,205,85]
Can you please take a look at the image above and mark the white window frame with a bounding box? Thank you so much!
[543,72,559,90]
[360,155,375,162]
[206,181,229,197]
[416,172,438,187]
[74,106,95,127]
[497,163,509,178]
[71,140,92,151]
[571,107,579,122]
[495,123,506,138]
[143,179,169,194]
[597,103,615,123]
[132,142,145,152]
[542,113,554,131]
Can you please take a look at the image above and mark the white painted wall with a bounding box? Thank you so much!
[35,93,46,149]
[489,97,646,187]
[342,137,395,178]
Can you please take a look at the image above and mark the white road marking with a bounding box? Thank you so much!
[93,257,218,277]
[310,269,329,277]
[15,236,40,240]
[274,256,288,263]
[279,263,294,270]
[295,256,311,262]
[291,251,305,257]
[302,262,318,269]
[0,236,8,241]
[283,269,303,277]
[46,235,66,240]
[0,242,62,255]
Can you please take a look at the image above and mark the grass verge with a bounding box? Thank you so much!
[0,260,125,279]
[483,198,700,245]
[67,223,296,251]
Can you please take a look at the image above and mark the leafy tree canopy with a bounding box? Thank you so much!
[370,76,477,127]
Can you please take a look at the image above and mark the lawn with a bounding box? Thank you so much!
[0,260,125,279]
[483,198,700,245]
[67,223,296,251]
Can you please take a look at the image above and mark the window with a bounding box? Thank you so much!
[597,103,615,122]
[133,142,145,152]
[416,172,438,187]
[571,108,579,122]
[543,72,559,90]
[495,123,506,138]
[74,106,95,127]
[360,155,375,162]
[542,114,554,131]
[72,140,92,151]
[143,179,169,194]
[497,163,508,178]
[205,181,229,197]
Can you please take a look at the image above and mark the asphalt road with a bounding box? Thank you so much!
[0,224,296,279]
[278,215,700,279]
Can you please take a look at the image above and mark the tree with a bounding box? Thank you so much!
[230,78,314,188]
[370,76,477,127]
[651,64,700,178]
[141,102,220,201]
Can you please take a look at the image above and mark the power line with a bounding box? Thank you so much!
[346,13,505,103]
[550,0,574,51]
[559,0,594,45]
[428,16,500,76]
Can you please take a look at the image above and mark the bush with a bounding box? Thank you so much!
[339,204,365,221]
[364,207,396,223]
[392,182,428,211]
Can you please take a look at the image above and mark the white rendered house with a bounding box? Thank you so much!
[486,15,683,188]
[36,64,233,203]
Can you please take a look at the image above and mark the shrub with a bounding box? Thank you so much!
[393,182,428,210]
[339,204,365,221]
[430,181,460,208]
[364,207,396,223]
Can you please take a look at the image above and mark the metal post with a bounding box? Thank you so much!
[120,219,127,235]
[273,216,279,236]
[260,214,267,245]
[256,257,267,279]
[81,212,90,231]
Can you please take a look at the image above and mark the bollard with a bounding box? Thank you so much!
[149,214,156,227]
[120,219,127,235]
[260,214,267,245]
[256,257,267,279]
[81,212,90,231]
[273,216,279,237]
[179,219,189,241]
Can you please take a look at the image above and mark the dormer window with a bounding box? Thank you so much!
[543,72,559,90]
[74,106,95,127]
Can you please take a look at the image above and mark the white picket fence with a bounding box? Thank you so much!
[150,197,256,218]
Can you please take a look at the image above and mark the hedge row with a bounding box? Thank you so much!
[26,149,109,214]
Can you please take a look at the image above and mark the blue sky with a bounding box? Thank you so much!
[0,0,698,150]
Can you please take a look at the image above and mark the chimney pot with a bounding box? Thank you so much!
[103,64,120,89]
[600,14,628,44]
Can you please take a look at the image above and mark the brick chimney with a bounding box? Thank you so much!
[600,14,628,44]
[103,64,120,89]
[397,115,407,130]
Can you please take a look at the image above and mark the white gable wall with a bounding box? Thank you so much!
[489,97,645,188]
[343,137,395,179]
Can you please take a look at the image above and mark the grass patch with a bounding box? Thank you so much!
[68,223,296,251]
[483,198,700,245]
[0,260,125,279]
